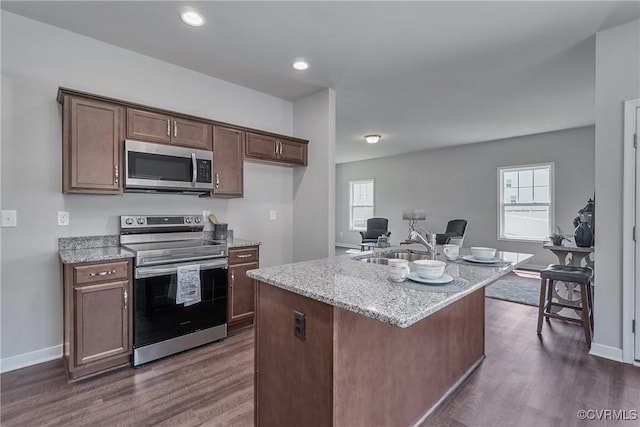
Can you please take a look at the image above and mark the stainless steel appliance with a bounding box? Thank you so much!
[124,140,213,193]
[120,215,228,366]
[213,223,228,240]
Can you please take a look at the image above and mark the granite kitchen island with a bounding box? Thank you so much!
[247,247,532,427]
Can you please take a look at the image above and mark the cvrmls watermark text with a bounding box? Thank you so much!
[577,409,638,421]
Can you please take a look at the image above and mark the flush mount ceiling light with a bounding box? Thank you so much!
[291,60,310,71]
[364,134,381,144]
[180,10,205,26]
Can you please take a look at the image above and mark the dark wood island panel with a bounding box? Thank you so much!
[255,281,485,426]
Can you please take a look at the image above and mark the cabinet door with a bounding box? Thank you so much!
[74,280,130,365]
[228,263,258,324]
[212,126,244,197]
[126,108,172,144]
[171,117,212,150]
[65,97,123,193]
[278,138,308,166]
[245,132,278,161]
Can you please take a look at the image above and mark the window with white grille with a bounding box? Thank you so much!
[349,179,374,231]
[498,163,554,242]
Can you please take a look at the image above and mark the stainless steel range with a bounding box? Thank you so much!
[120,215,228,366]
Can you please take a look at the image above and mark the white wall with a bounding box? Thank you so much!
[292,89,336,261]
[1,12,297,365]
[593,19,640,353]
[336,127,595,267]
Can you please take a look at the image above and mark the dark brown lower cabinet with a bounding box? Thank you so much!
[63,259,132,380]
[227,246,259,331]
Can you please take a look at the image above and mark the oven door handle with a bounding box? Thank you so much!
[139,252,226,266]
[135,258,228,279]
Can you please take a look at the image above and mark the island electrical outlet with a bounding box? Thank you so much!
[294,311,305,341]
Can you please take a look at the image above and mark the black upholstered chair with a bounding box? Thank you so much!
[359,218,391,243]
[435,219,467,245]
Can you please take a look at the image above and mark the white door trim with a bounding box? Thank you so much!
[622,98,640,365]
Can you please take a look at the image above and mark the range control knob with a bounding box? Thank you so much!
[137,218,145,225]
[185,217,192,224]
[194,217,201,224]
[125,218,134,225]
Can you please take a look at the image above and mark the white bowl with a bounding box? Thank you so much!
[470,247,496,260]
[413,260,446,279]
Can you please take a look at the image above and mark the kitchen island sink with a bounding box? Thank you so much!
[357,249,431,264]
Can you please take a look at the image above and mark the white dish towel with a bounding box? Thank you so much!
[176,264,201,307]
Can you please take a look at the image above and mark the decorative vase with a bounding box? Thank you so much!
[551,236,564,246]
[574,222,593,247]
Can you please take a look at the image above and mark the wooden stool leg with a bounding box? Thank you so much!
[537,278,547,334]
[545,279,555,321]
[579,283,592,346]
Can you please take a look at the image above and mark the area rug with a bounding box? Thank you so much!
[486,279,540,307]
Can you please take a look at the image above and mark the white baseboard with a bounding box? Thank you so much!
[335,242,358,249]
[589,343,623,362]
[0,345,62,373]
[517,263,546,272]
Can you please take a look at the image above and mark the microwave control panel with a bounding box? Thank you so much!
[196,159,212,183]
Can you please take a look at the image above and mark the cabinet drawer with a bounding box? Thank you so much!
[74,261,130,285]
[229,247,259,265]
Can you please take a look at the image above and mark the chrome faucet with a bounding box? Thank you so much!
[409,225,437,260]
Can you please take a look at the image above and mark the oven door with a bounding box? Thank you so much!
[124,139,213,192]
[133,258,227,349]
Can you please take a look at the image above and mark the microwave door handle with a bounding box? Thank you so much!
[191,153,197,187]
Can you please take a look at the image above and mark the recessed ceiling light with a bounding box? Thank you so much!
[364,134,381,144]
[292,60,309,71]
[180,10,205,27]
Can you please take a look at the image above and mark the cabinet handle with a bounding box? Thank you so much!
[114,164,119,185]
[89,269,116,277]
[167,120,170,136]
[237,254,253,259]
[230,270,235,286]
[174,120,177,138]
[215,173,220,189]
[279,140,283,155]
[274,140,278,155]
[123,289,128,310]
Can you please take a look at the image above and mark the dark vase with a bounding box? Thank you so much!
[574,222,593,247]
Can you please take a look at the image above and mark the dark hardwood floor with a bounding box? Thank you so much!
[2,299,639,426]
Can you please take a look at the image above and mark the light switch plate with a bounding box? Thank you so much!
[1,210,17,227]
[57,211,69,226]
[269,210,276,220]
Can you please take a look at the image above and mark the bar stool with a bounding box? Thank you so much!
[537,264,594,346]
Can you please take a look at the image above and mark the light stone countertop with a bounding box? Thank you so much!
[59,246,135,264]
[246,245,532,328]
[58,234,260,264]
[228,238,262,248]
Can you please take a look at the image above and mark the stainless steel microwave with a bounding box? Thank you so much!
[124,140,213,193]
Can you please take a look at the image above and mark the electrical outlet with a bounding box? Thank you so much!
[1,210,17,228]
[269,210,276,220]
[203,210,210,218]
[294,311,305,341]
[57,211,70,226]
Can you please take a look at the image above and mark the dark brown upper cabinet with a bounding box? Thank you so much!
[61,94,124,194]
[211,125,244,198]
[245,132,307,166]
[58,87,307,196]
[126,108,212,150]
